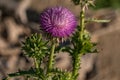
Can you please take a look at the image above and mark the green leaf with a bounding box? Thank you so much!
[8,68,35,77]
[22,33,49,60]
[72,0,80,5]
[85,18,111,23]
[52,68,72,80]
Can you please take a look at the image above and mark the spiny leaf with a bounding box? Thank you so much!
[85,18,111,23]
[8,68,35,77]
[22,33,49,60]
[72,0,80,5]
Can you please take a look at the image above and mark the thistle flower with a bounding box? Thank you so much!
[40,7,77,38]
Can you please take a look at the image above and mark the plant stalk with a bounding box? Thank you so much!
[47,38,56,72]
[72,53,82,78]
[34,58,39,70]
[34,58,40,80]
[80,9,85,40]
[72,5,85,79]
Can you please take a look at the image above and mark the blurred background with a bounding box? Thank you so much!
[0,0,120,80]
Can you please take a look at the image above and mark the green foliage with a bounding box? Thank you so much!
[72,26,97,54]
[22,33,49,60]
[52,68,72,80]
[6,68,47,80]
[85,18,110,23]
[93,0,120,9]
[72,0,80,5]
[8,68,36,78]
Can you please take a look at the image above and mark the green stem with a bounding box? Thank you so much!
[47,38,56,72]
[72,6,85,79]
[34,58,39,70]
[34,58,41,80]
[72,53,82,78]
[79,10,85,40]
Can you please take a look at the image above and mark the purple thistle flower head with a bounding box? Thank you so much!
[40,6,77,38]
